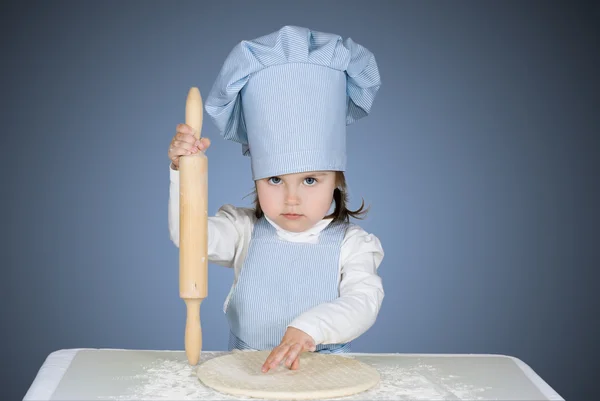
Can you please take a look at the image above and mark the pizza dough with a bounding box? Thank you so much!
[196,350,380,400]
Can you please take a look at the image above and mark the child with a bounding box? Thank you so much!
[167,26,384,373]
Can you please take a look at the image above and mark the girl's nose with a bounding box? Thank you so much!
[285,191,300,205]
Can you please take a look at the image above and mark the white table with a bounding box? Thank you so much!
[23,348,564,400]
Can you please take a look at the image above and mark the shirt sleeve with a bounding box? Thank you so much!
[287,224,385,345]
[168,163,250,268]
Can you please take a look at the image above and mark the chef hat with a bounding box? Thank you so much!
[204,25,381,180]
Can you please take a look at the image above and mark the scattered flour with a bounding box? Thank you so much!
[359,360,492,400]
[100,353,491,401]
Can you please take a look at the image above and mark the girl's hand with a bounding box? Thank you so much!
[168,123,211,170]
[261,327,316,373]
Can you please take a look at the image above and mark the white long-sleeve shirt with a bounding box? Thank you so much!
[168,165,385,346]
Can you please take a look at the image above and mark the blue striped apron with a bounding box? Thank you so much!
[225,216,351,353]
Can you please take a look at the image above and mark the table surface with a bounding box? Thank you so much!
[23,348,564,401]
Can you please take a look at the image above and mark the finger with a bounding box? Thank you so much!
[262,349,278,373]
[262,345,289,373]
[291,358,300,370]
[174,132,197,147]
[198,137,211,150]
[262,348,279,373]
[305,341,317,352]
[269,345,293,370]
[176,123,196,137]
[284,343,303,368]
[190,136,211,151]
[174,122,197,146]
[168,147,191,162]
[168,146,192,164]
[170,140,196,154]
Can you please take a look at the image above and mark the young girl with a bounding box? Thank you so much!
[167,26,384,373]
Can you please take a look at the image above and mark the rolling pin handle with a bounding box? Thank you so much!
[184,298,202,365]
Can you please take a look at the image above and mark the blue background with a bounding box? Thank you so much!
[3,1,598,400]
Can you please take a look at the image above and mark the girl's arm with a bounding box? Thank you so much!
[168,165,244,268]
[287,226,385,345]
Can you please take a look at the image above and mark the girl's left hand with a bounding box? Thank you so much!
[261,327,316,373]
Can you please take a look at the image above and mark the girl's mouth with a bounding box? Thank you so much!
[282,213,302,220]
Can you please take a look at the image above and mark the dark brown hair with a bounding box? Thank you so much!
[246,171,369,223]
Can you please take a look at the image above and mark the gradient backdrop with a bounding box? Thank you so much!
[3,1,598,400]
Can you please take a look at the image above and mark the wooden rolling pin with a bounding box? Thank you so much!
[179,87,208,365]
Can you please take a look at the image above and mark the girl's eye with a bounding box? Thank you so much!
[268,177,281,184]
[304,177,317,185]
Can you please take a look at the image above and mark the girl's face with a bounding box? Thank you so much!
[256,171,337,232]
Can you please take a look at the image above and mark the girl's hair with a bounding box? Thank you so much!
[246,171,369,223]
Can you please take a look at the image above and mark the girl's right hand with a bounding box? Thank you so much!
[168,123,211,170]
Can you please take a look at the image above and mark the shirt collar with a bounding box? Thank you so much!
[264,214,333,239]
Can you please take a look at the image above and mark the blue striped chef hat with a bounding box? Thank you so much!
[204,25,381,180]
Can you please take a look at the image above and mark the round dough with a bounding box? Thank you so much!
[196,350,380,400]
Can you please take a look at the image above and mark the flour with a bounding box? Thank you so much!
[342,359,491,401]
[100,352,491,401]
[100,353,252,401]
